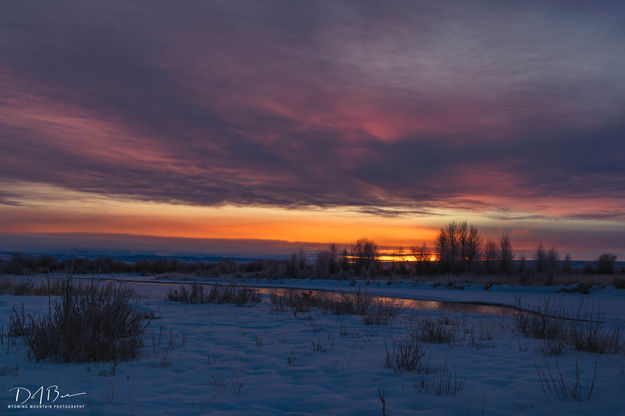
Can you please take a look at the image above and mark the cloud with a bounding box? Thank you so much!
[1,0,625,222]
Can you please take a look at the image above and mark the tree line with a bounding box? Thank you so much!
[313,221,621,279]
[0,221,621,279]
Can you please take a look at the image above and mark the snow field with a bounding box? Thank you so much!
[0,285,624,415]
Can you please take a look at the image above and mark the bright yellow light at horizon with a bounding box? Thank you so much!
[376,248,440,262]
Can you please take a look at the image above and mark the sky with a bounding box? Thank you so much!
[1,1,625,259]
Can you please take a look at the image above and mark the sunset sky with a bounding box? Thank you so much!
[1,1,624,259]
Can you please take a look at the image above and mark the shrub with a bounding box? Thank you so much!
[8,304,31,337]
[324,293,357,315]
[568,310,621,354]
[269,289,321,313]
[464,322,495,349]
[166,282,207,304]
[167,283,260,306]
[433,358,464,396]
[269,288,399,324]
[22,279,148,362]
[362,299,400,325]
[384,337,428,373]
[414,316,455,344]
[514,299,566,340]
[414,357,465,396]
[0,277,111,297]
[535,359,597,401]
[516,299,622,355]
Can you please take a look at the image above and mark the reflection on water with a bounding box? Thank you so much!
[253,287,519,317]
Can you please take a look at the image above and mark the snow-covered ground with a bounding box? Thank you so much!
[1,277,624,415]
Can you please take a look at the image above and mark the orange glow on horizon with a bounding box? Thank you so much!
[0,181,439,247]
[0,208,438,246]
[2,181,623,260]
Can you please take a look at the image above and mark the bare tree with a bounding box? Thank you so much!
[287,252,299,278]
[351,238,378,277]
[340,248,350,273]
[546,245,559,274]
[297,247,306,271]
[315,243,341,278]
[436,221,459,272]
[286,247,308,278]
[597,253,617,274]
[436,221,482,273]
[328,243,338,275]
[315,250,331,278]
[484,239,499,274]
[464,225,481,271]
[458,221,469,265]
[563,253,572,274]
[410,243,430,275]
[535,243,547,273]
[393,246,409,275]
[499,233,513,273]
